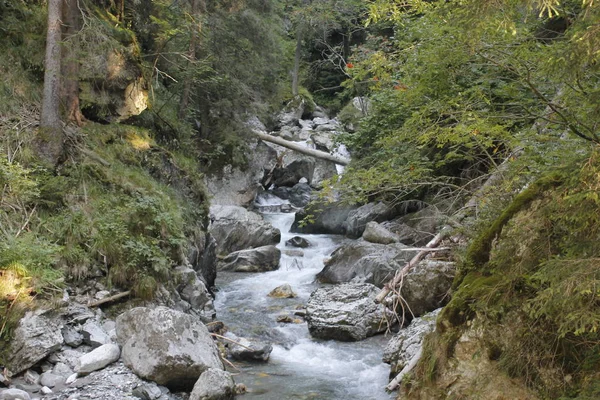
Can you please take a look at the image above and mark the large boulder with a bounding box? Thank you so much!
[362,221,400,245]
[190,368,235,400]
[311,159,338,189]
[205,140,277,207]
[317,241,418,288]
[343,202,398,239]
[289,182,313,208]
[6,311,64,376]
[226,334,273,362]
[116,307,223,391]
[383,309,441,376]
[272,159,315,187]
[311,131,335,152]
[277,97,305,127]
[219,246,280,272]
[306,283,393,341]
[398,260,455,317]
[291,202,355,235]
[209,205,280,256]
[0,389,30,400]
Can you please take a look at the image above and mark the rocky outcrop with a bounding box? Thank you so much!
[317,241,418,288]
[116,307,222,391]
[219,245,280,272]
[209,205,280,255]
[205,140,277,207]
[188,231,218,289]
[291,202,355,235]
[190,368,235,400]
[383,309,441,376]
[173,266,214,320]
[75,344,121,375]
[344,202,397,239]
[397,260,455,317]
[306,283,393,341]
[272,159,315,187]
[362,221,400,244]
[6,311,64,376]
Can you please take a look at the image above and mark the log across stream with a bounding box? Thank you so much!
[214,209,393,399]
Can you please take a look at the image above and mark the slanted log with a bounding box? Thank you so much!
[254,132,350,166]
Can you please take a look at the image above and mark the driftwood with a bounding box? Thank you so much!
[254,131,350,166]
[386,348,422,391]
[88,290,131,307]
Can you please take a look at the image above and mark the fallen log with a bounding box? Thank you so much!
[88,290,131,307]
[254,131,350,166]
[386,348,422,391]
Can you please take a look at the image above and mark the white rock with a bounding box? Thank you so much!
[0,388,31,400]
[75,343,120,375]
[65,373,78,385]
[40,387,53,395]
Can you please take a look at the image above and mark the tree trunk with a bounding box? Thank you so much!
[254,131,350,166]
[62,0,85,126]
[291,28,302,97]
[178,0,201,119]
[38,0,64,166]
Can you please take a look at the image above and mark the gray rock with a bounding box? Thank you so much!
[299,119,314,129]
[313,117,330,126]
[206,140,277,207]
[23,370,40,385]
[52,362,73,378]
[219,246,280,273]
[306,283,394,341]
[383,205,448,246]
[190,368,235,400]
[267,284,297,298]
[399,260,455,317]
[314,123,339,132]
[227,336,272,362]
[132,382,163,400]
[6,311,64,376]
[81,320,110,348]
[291,202,356,235]
[0,389,30,400]
[188,231,218,289]
[116,307,222,391]
[65,373,77,385]
[288,182,312,208]
[40,386,52,395]
[383,309,441,375]
[62,305,95,324]
[311,159,338,189]
[317,241,418,287]
[285,236,311,248]
[173,267,212,316]
[312,107,328,119]
[343,202,397,239]
[362,221,400,245]
[209,206,280,256]
[12,384,38,394]
[39,371,64,388]
[75,343,121,375]
[61,325,84,347]
[272,159,315,187]
[277,98,305,127]
[311,132,335,152]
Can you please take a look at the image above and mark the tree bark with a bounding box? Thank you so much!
[291,27,302,96]
[38,0,65,166]
[178,0,201,119]
[62,0,85,126]
[254,131,350,166]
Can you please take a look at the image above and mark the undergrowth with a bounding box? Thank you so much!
[410,148,600,399]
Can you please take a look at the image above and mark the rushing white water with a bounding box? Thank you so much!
[214,208,393,400]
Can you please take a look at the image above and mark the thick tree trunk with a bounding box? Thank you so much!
[38,0,64,166]
[178,0,201,119]
[62,0,85,126]
[291,28,302,97]
[254,132,350,166]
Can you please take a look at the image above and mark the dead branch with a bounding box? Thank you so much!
[88,290,131,307]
